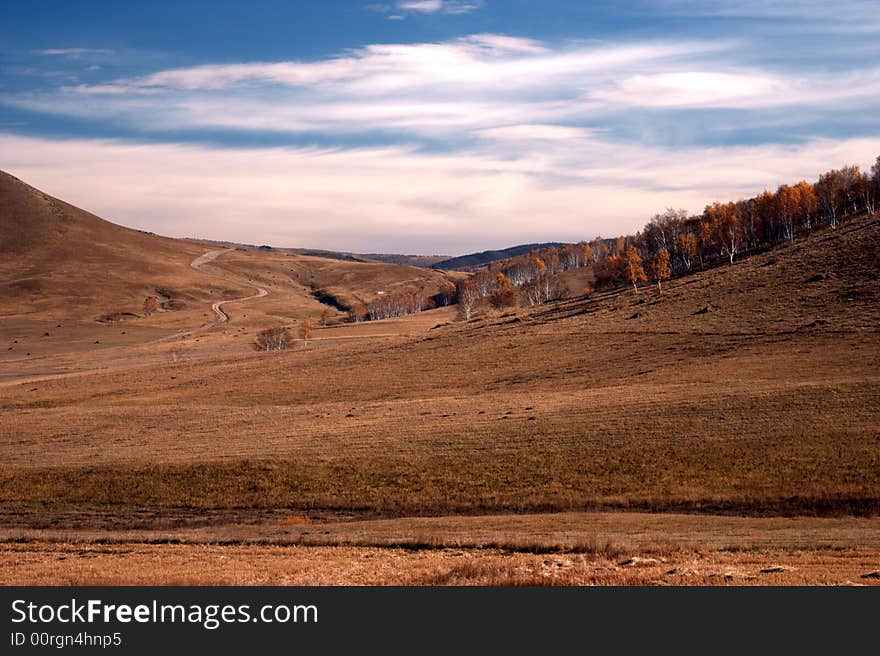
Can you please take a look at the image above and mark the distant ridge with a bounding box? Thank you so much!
[430,242,568,271]
[183,238,449,267]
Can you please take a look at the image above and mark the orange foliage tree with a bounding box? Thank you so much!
[648,249,671,294]
[625,246,647,292]
[299,319,314,347]
[143,295,159,317]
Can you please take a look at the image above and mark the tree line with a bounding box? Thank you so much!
[455,242,597,318]
[456,156,880,315]
[347,281,457,322]
[590,157,878,291]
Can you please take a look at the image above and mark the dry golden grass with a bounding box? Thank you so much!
[2,541,878,586]
[4,511,879,553]
[1,172,878,585]
[1,217,878,518]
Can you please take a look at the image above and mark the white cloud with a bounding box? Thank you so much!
[369,1,483,18]
[397,0,444,11]
[478,124,595,141]
[3,132,877,254]
[590,69,880,109]
[9,33,878,144]
[31,48,114,56]
[6,37,729,138]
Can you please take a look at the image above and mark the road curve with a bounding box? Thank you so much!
[155,248,268,343]
[192,249,269,323]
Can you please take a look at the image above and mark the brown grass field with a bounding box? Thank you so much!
[2,172,879,585]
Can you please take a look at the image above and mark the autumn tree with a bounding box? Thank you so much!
[644,208,686,254]
[705,202,741,263]
[578,241,594,266]
[143,295,158,317]
[594,253,625,288]
[840,165,863,215]
[436,280,457,306]
[299,319,314,348]
[625,246,647,292]
[348,301,367,323]
[676,232,698,271]
[320,308,332,328]
[794,180,819,232]
[648,249,671,294]
[488,272,516,309]
[590,237,609,263]
[815,169,845,227]
[254,327,293,351]
[867,155,880,214]
[472,269,495,297]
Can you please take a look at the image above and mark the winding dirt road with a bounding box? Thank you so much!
[191,248,269,322]
[155,248,268,343]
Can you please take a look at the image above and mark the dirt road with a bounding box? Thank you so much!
[155,248,268,342]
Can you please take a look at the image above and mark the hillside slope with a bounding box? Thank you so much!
[0,170,236,320]
[3,214,877,516]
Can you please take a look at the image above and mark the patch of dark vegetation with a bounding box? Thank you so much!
[5,278,42,294]
[96,311,139,323]
[2,463,876,519]
[307,287,349,312]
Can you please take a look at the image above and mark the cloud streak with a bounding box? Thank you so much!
[31,48,114,56]
[370,1,483,19]
[6,34,878,146]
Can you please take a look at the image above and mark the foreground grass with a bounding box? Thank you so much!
[2,541,878,586]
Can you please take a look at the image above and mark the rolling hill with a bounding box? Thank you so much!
[0,171,461,375]
[430,242,568,270]
[0,170,236,321]
[1,171,878,585]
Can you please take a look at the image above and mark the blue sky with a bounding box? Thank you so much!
[2,1,879,254]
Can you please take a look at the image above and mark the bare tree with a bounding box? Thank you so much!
[457,280,480,320]
[254,327,293,351]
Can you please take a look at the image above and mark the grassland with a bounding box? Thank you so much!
[1,171,878,584]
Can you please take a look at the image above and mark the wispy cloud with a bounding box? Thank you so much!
[589,69,880,109]
[31,48,114,57]
[649,0,880,33]
[5,37,731,138]
[369,0,483,19]
[7,33,878,146]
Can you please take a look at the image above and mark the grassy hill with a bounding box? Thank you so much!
[2,212,877,516]
[0,170,231,320]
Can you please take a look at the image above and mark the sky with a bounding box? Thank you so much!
[1,1,879,255]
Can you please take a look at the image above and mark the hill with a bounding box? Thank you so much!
[430,242,568,270]
[3,212,877,518]
[1,171,878,585]
[0,170,241,321]
[0,171,461,376]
